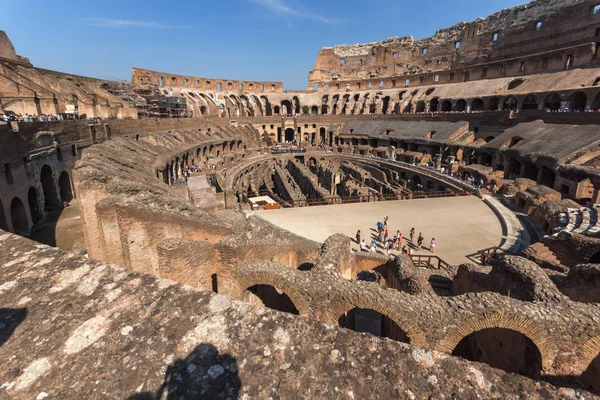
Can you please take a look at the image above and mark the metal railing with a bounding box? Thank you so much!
[286,190,467,208]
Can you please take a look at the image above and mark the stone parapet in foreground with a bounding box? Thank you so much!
[0,231,592,399]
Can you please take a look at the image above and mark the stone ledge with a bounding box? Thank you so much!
[0,231,591,399]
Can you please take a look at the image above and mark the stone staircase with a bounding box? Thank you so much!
[526,242,560,264]
[557,205,600,237]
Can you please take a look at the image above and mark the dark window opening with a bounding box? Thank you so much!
[211,273,218,293]
[4,163,13,185]
[565,54,574,70]
[500,64,507,75]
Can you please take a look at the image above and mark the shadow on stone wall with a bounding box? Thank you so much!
[0,308,27,348]
[128,343,240,400]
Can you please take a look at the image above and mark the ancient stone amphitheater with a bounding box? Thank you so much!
[3,0,600,398]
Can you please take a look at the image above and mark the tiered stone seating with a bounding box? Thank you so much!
[557,206,600,237]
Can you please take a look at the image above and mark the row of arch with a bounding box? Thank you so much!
[0,165,73,236]
[423,91,588,113]
[190,89,598,118]
[162,140,244,184]
[232,278,599,391]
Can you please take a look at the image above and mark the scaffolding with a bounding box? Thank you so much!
[102,80,152,118]
[100,80,190,119]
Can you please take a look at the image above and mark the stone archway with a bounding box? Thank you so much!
[503,96,518,110]
[588,250,600,263]
[27,187,42,224]
[233,270,310,317]
[544,93,561,110]
[332,297,427,347]
[471,98,484,111]
[242,284,300,315]
[521,94,539,110]
[577,335,600,375]
[284,128,295,142]
[10,197,29,236]
[451,327,543,378]
[570,91,587,111]
[40,165,59,212]
[488,97,500,111]
[436,312,554,372]
[59,171,73,203]
[0,199,7,231]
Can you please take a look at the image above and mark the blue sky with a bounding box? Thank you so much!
[4,0,526,89]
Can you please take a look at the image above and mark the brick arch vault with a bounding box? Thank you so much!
[232,270,311,317]
[436,311,555,372]
[326,295,428,347]
[576,334,600,375]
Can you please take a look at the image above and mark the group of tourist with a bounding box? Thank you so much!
[1,113,69,122]
[355,216,436,256]
[170,164,203,186]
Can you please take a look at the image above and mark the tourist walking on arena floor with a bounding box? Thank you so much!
[386,239,395,256]
[410,227,415,242]
[384,216,389,230]
[417,233,424,251]
[356,230,361,244]
[360,240,368,252]
[396,231,402,249]
[430,238,436,253]
[384,229,389,242]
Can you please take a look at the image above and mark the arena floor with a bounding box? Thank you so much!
[249,196,504,265]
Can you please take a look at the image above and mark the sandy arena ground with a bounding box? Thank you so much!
[249,196,504,265]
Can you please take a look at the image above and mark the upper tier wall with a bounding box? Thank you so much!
[132,68,284,93]
[307,0,600,90]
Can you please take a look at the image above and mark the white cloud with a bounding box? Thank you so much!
[250,0,342,24]
[86,18,190,29]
